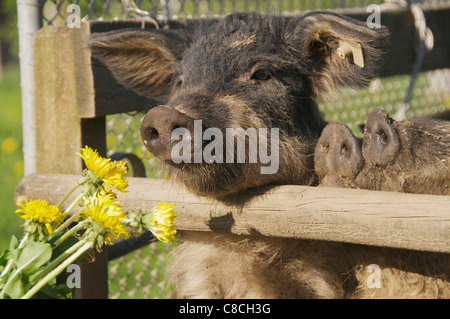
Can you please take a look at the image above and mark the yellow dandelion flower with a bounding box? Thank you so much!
[77,146,129,192]
[15,199,64,235]
[143,202,177,243]
[81,191,130,246]
[2,137,19,154]
[13,160,24,176]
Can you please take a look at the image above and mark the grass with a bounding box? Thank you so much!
[0,64,24,252]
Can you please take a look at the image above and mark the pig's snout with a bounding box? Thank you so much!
[315,122,363,180]
[362,108,400,166]
[140,106,194,161]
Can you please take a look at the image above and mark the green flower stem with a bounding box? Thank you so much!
[0,232,30,279]
[55,210,82,234]
[120,218,140,231]
[29,238,87,286]
[62,191,86,218]
[21,240,94,299]
[54,192,87,233]
[53,221,86,249]
[17,233,30,249]
[56,179,85,209]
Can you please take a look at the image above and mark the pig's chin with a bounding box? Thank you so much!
[160,160,252,199]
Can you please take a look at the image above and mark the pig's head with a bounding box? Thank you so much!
[89,12,388,198]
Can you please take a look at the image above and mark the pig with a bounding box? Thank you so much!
[89,12,449,298]
[315,108,450,195]
[89,11,388,198]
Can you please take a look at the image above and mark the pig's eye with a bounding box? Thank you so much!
[251,69,271,81]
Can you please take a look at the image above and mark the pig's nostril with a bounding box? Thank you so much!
[320,142,329,154]
[376,129,388,144]
[140,106,195,161]
[146,128,159,141]
[340,142,349,156]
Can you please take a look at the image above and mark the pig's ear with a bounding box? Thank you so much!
[287,12,389,99]
[88,29,191,101]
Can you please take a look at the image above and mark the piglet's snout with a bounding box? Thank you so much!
[140,106,194,161]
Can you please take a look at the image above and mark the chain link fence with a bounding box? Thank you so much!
[38,0,450,298]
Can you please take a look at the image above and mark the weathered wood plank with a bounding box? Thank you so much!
[34,25,87,173]
[15,174,450,253]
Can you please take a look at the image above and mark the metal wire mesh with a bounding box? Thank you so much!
[42,0,450,24]
[108,241,173,298]
[39,0,450,299]
[319,70,450,136]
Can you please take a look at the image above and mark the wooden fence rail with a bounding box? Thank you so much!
[15,173,450,254]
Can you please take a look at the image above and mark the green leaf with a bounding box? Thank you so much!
[16,241,52,276]
[9,236,19,251]
[10,247,22,264]
[32,283,74,299]
[34,283,62,299]
[0,249,10,268]
[54,283,75,299]
[2,272,24,299]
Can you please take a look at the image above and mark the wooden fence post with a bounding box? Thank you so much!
[33,22,108,298]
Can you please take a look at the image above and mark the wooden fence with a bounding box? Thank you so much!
[16,173,450,254]
[15,6,450,298]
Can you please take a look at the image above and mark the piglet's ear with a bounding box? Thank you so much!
[88,29,191,102]
[287,12,389,99]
